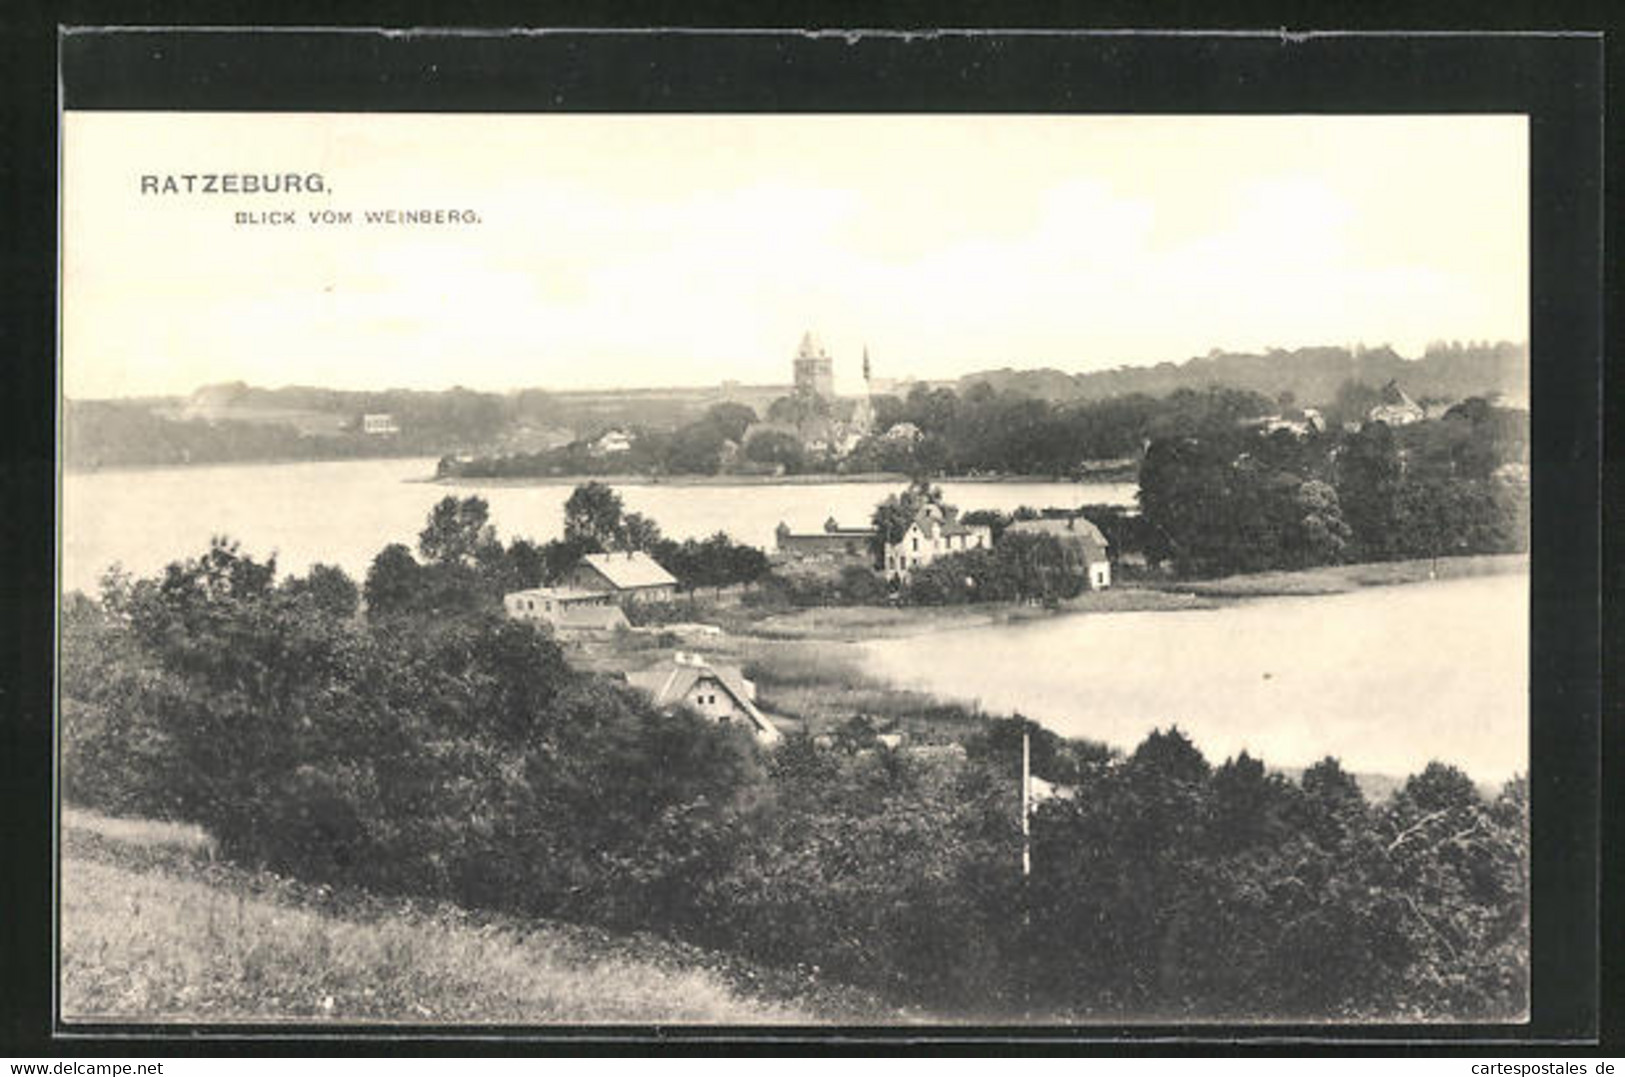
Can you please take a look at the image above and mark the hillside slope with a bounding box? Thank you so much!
[60,810,898,1025]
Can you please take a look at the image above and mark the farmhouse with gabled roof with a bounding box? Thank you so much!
[627,652,782,744]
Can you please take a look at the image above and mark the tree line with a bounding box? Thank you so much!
[1139,399,1528,577]
[958,340,1526,411]
[360,483,769,619]
[439,385,1283,482]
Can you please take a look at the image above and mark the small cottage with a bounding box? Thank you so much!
[627,652,782,744]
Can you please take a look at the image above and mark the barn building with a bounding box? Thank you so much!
[561,551,679,604]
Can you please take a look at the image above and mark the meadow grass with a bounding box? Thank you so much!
[1165,553,1528,599]
[60,811,892,1025]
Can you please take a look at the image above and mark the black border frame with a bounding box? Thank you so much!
[2,21,1606,1055]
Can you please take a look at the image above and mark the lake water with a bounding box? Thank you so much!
[861,573,1529,783]
[60,457,1136,595]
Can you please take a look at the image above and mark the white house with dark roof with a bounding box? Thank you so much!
[882,502,992,584]
[562,551,679,604]
[627,652,782,744]
[1003,515,1113,590]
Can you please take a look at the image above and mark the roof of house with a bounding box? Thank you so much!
[577,551,678,591]
[627,653,779,742]
[908,505,987,540]
[1006,516,1111,553]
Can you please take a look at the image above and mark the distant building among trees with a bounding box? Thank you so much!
[773,517,877,567]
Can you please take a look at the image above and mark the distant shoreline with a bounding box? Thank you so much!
[719,552,1529,646]
[429,469,1138,488]
[62,456,1138,486]
[63,453,437,477]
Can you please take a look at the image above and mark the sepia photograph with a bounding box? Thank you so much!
[57,100,1544,1028]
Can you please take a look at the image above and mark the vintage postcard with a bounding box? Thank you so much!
[59,100,1541,1030]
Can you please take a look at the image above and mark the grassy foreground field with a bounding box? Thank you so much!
[61,809,896,1025]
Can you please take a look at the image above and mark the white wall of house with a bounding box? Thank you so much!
[686,675,755,726]
[883,521,989,583]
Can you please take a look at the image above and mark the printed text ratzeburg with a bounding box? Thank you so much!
[140,173,327,194]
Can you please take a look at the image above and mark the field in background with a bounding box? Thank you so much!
[60,809,897,1025]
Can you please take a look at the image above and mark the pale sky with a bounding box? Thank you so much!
[62,113,1527,399]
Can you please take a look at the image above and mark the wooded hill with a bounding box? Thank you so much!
[959,341,1527,407]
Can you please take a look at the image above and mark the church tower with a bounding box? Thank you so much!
[851,344,876,435]
[793,331,836,399]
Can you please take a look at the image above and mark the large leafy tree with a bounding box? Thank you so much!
[702,401,758,444]
[280,562,360,619]
[418,495,498,567]
[363,542,421,618]
[563,481,625,548]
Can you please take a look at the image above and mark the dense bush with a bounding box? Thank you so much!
[1140,401,1528,577]
[744,563,892,609]
[68,538,762,920]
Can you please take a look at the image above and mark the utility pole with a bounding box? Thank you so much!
[1021,726,1033,1018]
[1021,727,1032,879]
